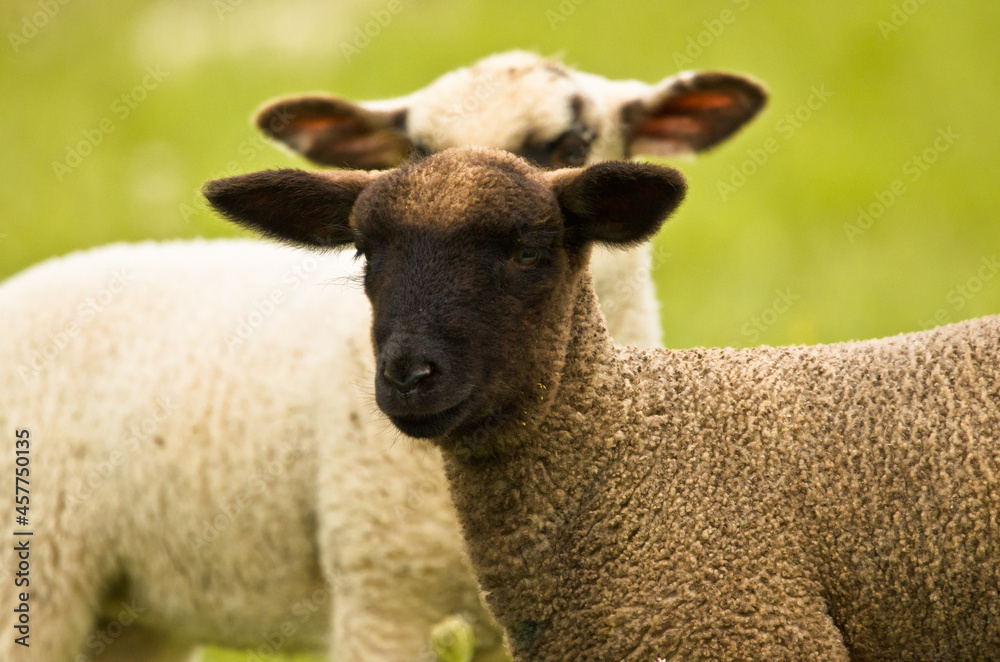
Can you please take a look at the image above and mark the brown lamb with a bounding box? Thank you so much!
[205,147,1000,661]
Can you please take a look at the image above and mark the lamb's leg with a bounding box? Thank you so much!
[328,560,510,662]
[432,613,511,662]
[315,379,507,661]
[329,572,441,662]
[0,532,107,662]
[84,624,196,661]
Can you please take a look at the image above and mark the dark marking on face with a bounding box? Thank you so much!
[351,153,569,441]
[204,149,687,451]
[518,94,595,169]
[410,141,434,160]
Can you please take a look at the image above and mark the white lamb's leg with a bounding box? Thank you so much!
[320,445,459,661]
[85,625,196,662]
[330,574,438,662]
[317,402,502,662]
[329,562,505,662]
[0,531,107,662]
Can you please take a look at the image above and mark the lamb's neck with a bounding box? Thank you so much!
[442,274,630,653]
[542,270,620,416]
[507,271,621,459]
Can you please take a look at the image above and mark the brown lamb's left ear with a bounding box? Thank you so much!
[546,161,687,247]
[202,169,378,247]
[255,95,413,170]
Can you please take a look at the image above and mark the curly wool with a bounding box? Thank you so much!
[2,50,767,661]
[445,276,1000,661]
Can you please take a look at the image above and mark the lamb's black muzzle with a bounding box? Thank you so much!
[383,359,434,396]
[375,337,473,438]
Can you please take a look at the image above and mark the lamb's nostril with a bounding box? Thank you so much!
[383,362,434,394]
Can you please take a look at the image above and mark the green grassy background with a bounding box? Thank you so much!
[3,1,998,659]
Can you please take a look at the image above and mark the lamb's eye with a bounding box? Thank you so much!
[353,236,372,261]
[511,247,542,266]
[550,128,594,168]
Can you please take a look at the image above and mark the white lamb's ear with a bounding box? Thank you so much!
[202,169,379,248]
[620,72,767,157]
[255,95,414,170]
[545,161,687,247]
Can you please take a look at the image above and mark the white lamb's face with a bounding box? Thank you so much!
[406,52,610,169]
[254,50,767,171]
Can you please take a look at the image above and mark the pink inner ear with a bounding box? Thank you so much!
[337,134,401,157]
[661,91,737,111]
[292,115,358,132]
[295,118,337,131]
[635,116,704,138]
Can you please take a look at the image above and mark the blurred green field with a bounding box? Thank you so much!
[3,1,999,660]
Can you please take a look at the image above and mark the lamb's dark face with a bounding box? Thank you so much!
[352,155,574,439]
[203,148,687,446]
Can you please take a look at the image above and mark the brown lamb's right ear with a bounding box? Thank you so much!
[202,169,378,247]
[621,72,767,157]
[256,95,414,170]
[546,161,687,248]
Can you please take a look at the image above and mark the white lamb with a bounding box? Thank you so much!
[255,50,766,347]
[0,51,764,662]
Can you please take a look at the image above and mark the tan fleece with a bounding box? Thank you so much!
[443,273,1000,661]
